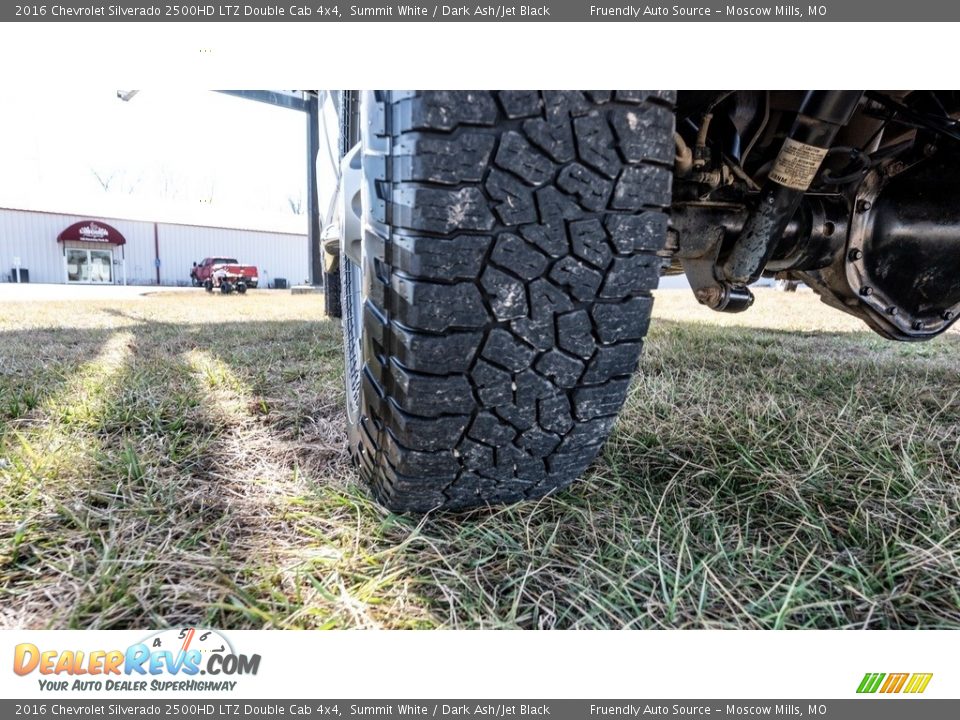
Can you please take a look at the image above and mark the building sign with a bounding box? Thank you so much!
[57,220,126,245]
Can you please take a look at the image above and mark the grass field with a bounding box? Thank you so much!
[1,287,958,629]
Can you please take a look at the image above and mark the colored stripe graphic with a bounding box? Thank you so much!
[857,673,885,693]
[880,673,909,693]
[857,672,932,694]
[904,674,934,694]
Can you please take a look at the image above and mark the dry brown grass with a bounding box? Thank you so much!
[1,288,958,629]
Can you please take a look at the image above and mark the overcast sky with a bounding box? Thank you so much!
[0,89,310,232]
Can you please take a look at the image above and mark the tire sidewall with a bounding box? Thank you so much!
[341,253,364,430]
[342,92,391,474]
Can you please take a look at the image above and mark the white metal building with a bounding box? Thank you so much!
[0,207,309,288]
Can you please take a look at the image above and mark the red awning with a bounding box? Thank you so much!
[57,220,126,245]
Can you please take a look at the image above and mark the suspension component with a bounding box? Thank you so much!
[694,284,755,312]
[672,196,848,313]
[721,91,864,288]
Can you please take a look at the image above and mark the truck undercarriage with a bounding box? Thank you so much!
[668,90,960,341]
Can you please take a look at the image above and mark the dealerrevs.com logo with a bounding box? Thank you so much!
[857,673,933,694]
[13,628,261,693]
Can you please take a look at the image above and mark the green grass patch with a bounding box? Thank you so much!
[0,289,958,629]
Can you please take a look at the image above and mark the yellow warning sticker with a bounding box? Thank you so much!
[768,138,829,191]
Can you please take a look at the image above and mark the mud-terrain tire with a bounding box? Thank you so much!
[342,90,675,512]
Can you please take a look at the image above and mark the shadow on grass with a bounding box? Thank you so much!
[1,312,959,629]
[0,327,119,424]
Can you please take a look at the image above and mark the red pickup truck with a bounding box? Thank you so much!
[191,257,259,292]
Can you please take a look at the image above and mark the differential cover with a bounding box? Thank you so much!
[846,155,960,337]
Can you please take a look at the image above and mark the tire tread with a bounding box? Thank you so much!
[348,90,675,512]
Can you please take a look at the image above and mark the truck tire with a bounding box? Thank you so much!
[324,268,342,318]
[342,91,675,512]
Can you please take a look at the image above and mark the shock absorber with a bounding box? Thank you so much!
[720,90,864,289]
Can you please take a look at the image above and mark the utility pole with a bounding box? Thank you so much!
[305,92,322,287]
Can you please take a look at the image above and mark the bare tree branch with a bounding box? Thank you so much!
[91,169,115,192]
